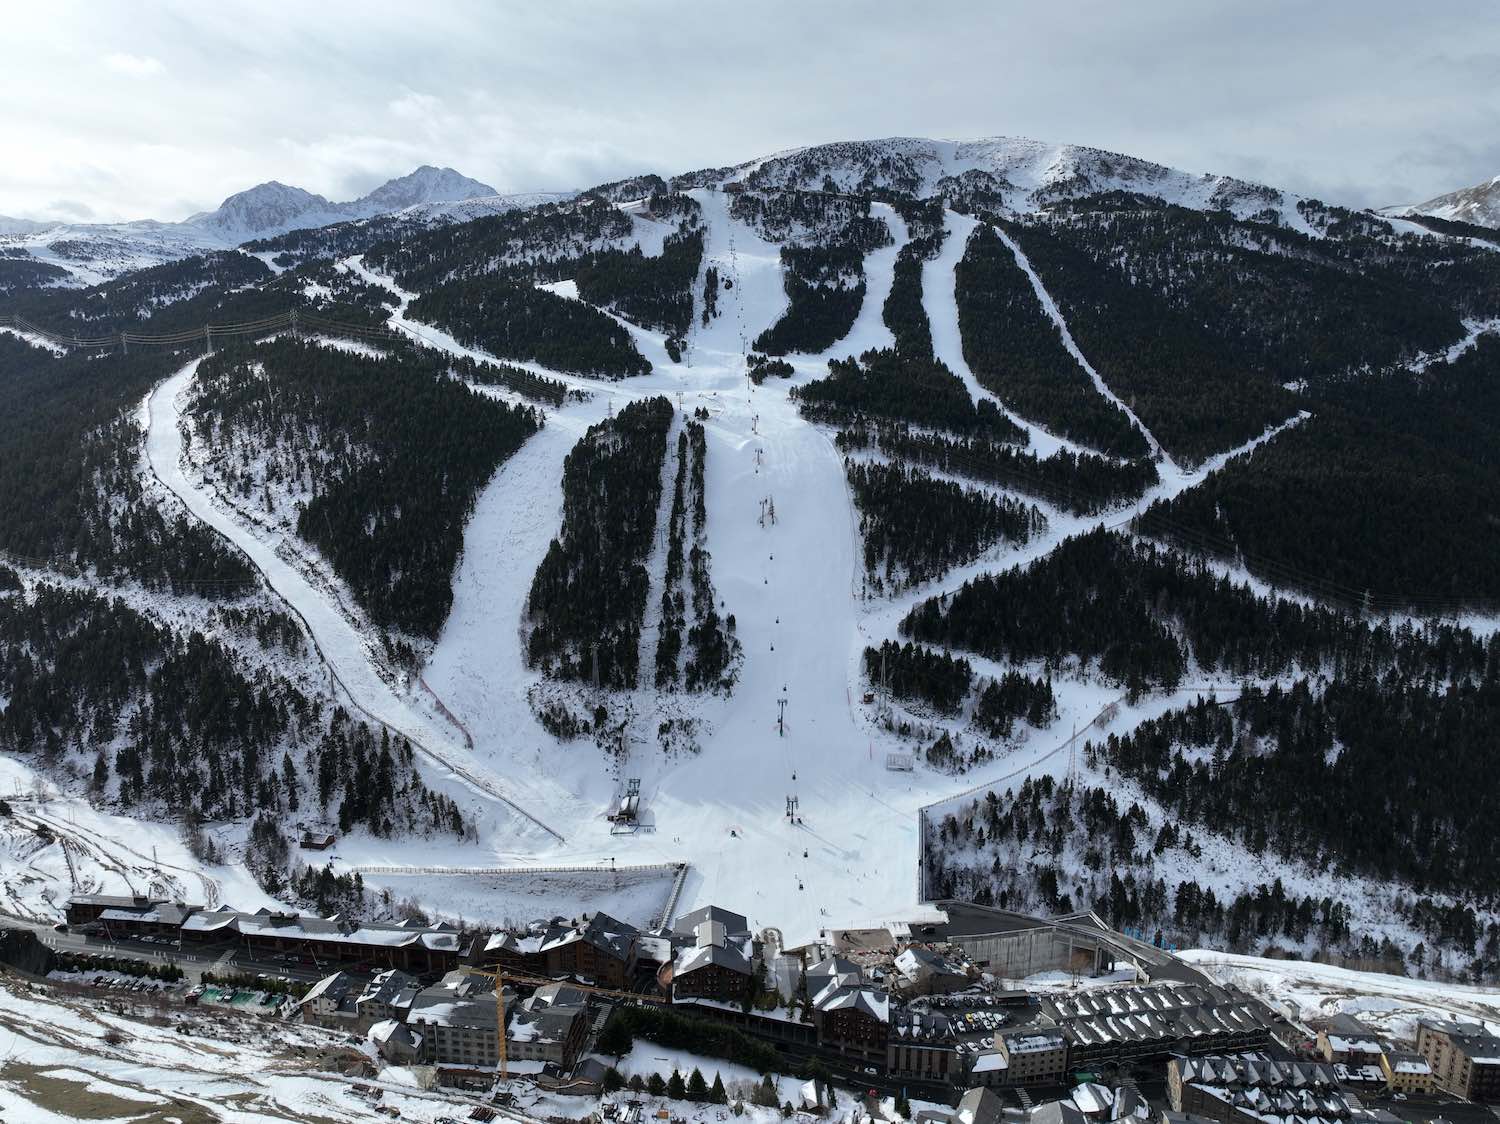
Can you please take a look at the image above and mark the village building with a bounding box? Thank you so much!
[296,971,362,1029]
[1415,1019,1500,1102]
[407,970,502,1069]
[887,1008,959,1084]
[665,919,755,1003]
[811,970,890,1060]
[892,945,971,998]
[355,969,421,1030]
[63,893,165,927]
[1379,1049,1434,1094]
[481,926,549,976]
[506,983,589,1069]
[370,1019,423,1064]
[1041,984,1273,1067]
[537,912,638,988]
[997,1028,1068,1086]
[1317,1015,1385,1067]
[1168,1053,1352,1124]
[96,901,202,941]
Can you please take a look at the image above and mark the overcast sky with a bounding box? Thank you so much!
[5,0,1499,223]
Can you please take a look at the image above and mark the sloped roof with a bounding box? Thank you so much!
[813,980,889,1023]
[673,904,750,939]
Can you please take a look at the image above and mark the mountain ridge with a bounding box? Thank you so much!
[0,164,522,285]
[1390,171,1500,229]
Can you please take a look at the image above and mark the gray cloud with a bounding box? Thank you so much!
[3,0,1498,222]
[45,199,95,220]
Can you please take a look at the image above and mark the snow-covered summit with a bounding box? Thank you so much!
[360,165,497,212]
[680,135,1293,222]
[186,180,349,243]
[0,164,516,285]
[186,167,502,242]
[1390,172,1500,229]
[0,214,59,237]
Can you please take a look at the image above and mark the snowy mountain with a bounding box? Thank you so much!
[184,180,351,243]
[0,214,58,236]
[186,166,502,241]
[4,130,1500,992]
[682,135,1299,224]
[0,165,521,286]
[1391,172,1500,229]
[358,164,496,211]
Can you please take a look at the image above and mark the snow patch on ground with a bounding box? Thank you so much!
[1182,949,1500,1042]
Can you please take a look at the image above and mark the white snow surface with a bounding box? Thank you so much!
[1182,950,1500,1042]
[0,977,517,1123]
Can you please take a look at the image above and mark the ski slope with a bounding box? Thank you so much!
[126,194,1316,945]
[143,362,565,847]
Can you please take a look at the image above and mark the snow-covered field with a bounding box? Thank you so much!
[0,977,527,1124]
[1182,950,1500,1042]
[0,755,281,921]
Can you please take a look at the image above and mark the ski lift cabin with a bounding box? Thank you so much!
[608,779,641,832]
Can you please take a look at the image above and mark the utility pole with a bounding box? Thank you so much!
[119,330,127,355]
[777,696,787,737]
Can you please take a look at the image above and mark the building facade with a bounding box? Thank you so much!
[1416,1019,1500,1102]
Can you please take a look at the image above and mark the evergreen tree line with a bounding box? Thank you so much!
[0,336,256,594]
[846,459,1045,592]
[791,348,1026,442]
[746,352,795,383]
[189,339,540,642]
[526,397,674,688]
[446,354,569,407]
[955,224,1151,459]
[993,212,1303,466]
[835,422,1159,516]
[925,778,1358,954]
[902,528,1498,698]
[2,251,394,338]
[1092,677,1500,897]
[864,639,973,715]
[575,201,704,338]
[0,582,466,839]
[583,173,669,201]
[1140,338,1500,609]
[1028,193,1500,384]
[0,254,70,294]
[1397,212,1500,248]
[364,197,635,292]
[890,195,947,241]
[406,274,651,378]
[656,422,740,694]
[656,428,692,689]
[682,422,739,692]
[702,265,721,326]
[729,189,889,250]
[973,670,1057,736]
[753,245,868,356]
[881,233,944,360]
[242,211,420,265]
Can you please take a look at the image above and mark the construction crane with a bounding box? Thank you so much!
[461,966,668,1081]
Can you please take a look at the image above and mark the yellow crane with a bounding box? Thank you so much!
[462,966,668,1081]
